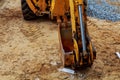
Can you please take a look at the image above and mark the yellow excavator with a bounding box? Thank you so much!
[21,0,96,69]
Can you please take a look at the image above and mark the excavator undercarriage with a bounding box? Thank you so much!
[21,0,96,69]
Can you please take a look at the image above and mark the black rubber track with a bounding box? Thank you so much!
[21,0,37,20]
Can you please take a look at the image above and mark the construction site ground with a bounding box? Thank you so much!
[0,0,120,80]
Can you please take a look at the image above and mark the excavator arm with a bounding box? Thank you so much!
[58,0,96,68]
[21,0,96,69]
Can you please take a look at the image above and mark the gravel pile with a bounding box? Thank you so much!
[87,0,120,21]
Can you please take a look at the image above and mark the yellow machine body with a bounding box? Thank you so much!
[23,0,96,68]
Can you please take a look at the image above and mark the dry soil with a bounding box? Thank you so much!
[0,0,120,80]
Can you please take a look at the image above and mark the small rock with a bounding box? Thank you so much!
[115,52,120,59]
[50,61,57,66]
[35,77,40,80]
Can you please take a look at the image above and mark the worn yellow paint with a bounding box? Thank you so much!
[73,39,79,64]
[33,0,37,5]
[75,0,83,5]
[69,0,76,32]
[26,0,37,14]
[78,0,83,4]
[50,0,55,19]
[69,0,80,63]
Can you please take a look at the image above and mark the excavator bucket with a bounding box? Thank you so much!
[58,24,96,68]
[58,24,75,67]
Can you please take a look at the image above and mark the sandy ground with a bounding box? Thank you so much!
[0,0,120,80]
